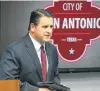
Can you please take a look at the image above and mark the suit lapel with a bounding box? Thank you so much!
[24,34,43,81]
[45,43,53,81]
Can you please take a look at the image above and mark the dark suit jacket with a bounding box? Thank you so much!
[0,33,60,91]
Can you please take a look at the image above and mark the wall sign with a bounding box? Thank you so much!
[45,0,100,62]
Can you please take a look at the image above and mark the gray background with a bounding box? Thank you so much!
[0,1,100,69]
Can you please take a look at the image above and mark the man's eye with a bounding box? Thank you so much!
[43,26,48,28]
[50,25,53,29]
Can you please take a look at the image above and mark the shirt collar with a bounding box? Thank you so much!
[29,33,45,52]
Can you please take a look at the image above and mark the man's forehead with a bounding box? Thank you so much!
[38,16,53,24]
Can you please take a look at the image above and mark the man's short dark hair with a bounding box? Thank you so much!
[28,9,53,31]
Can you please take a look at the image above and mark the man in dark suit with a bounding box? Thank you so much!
[0,9,60,91]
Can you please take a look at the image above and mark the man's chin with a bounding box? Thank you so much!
[44,39,51,42]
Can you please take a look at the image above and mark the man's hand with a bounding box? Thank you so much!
[39,88,52,91]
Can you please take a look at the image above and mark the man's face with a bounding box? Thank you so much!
[30,16,53,44]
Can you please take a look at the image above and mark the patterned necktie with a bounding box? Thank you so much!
[41,45,47,82]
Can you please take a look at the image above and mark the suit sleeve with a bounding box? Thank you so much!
[52,47,61,83]
[0,47,39,91]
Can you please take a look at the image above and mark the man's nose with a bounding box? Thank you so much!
[47,27,53,33]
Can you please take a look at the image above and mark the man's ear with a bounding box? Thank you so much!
[30,23,35,32]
